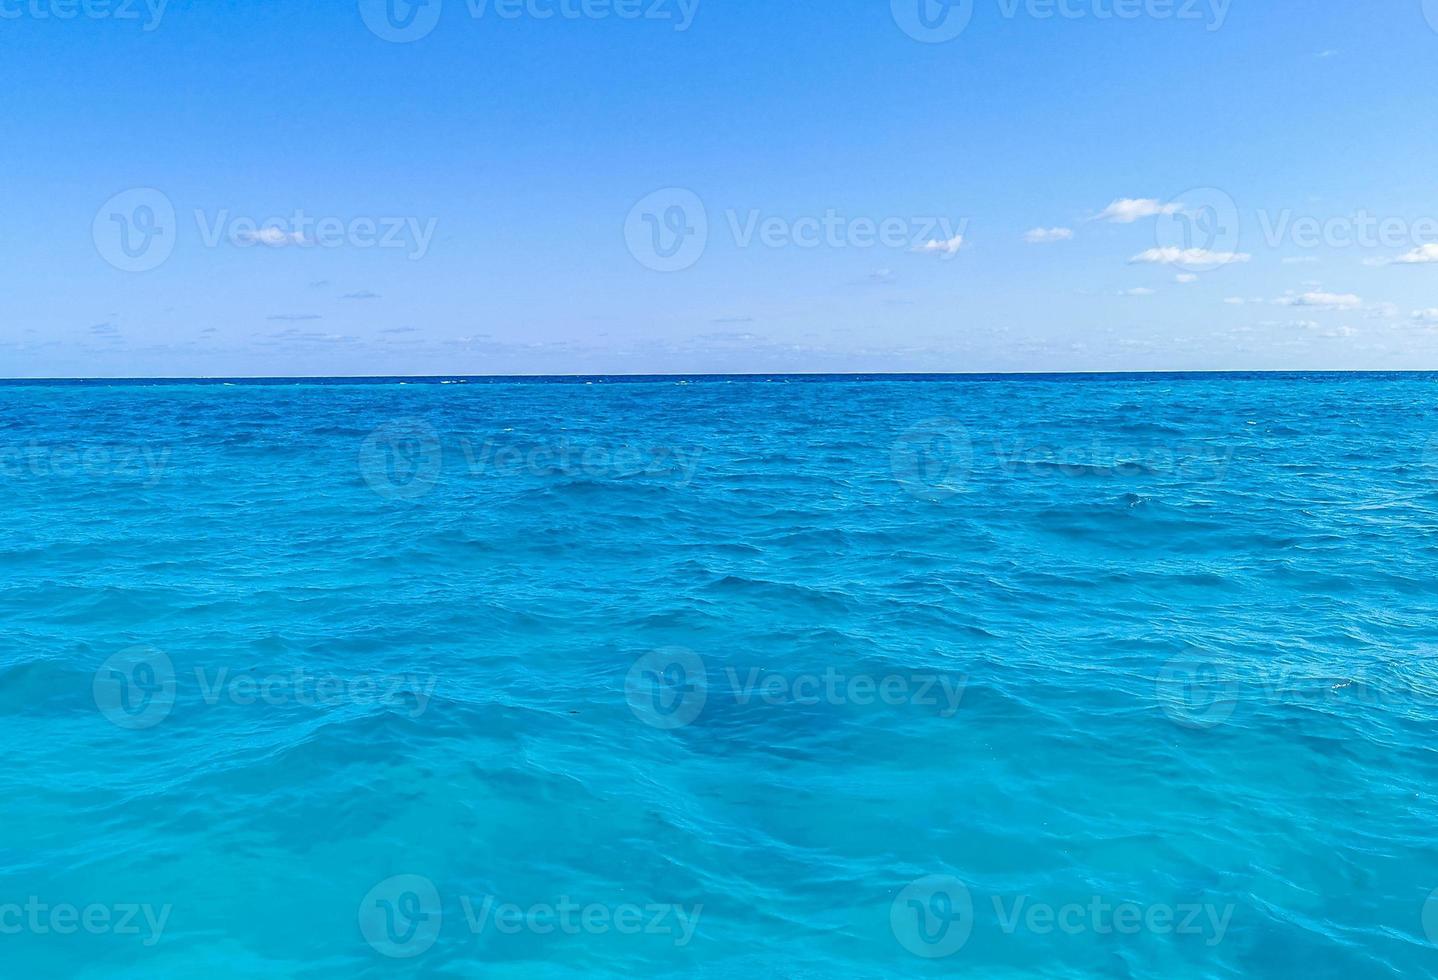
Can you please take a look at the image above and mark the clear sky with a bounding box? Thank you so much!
[3,0,1438,376]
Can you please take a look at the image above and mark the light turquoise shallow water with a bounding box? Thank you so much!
[3,374,1438,977]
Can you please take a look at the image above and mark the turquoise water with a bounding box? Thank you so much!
[3,374,1438,977]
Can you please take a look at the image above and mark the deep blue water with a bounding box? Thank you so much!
[3,374,1438,977]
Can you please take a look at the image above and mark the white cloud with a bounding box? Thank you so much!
[1223,297,1246,305]
[1097,198,1181,223]
[1119,287,1156,296]
[1175,274,1198,283]
[1024,227,1074,243]
[1391,243,1438,264]
[912,234,964,256]
[1131,247,1251,266]
[1412,309,1438,324]
[236,227,307,247]
[1278,291,1362,310]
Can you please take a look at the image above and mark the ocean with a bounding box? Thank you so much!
[3,373,1436,977]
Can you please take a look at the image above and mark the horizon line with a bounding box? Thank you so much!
[4,369,1438,383]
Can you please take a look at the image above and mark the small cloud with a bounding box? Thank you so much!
[88,322,119,335]
[267,313,324,322]
[1119,287,1156,296]
[341,290,382,300]
[308,280,330,288]
[380,326,419,334]
[1316,49,1339,58]
[1096,198,1181,223]
[710,315,755,324]
[866,268,897,284]
[1024,227,1073,243]
[200,327,218,334]
[1131,247,1251,266]
[1412,309,1438,324]
[1223,297,1246,305]
[236,227,307,247]
[1175,274,1198,284]
[911,234,964,256]
[1390,243,1438,264]
[1281,256,1320,265]
[1279,291,1362,311]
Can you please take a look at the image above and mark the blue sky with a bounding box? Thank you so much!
[3,0,1438,376]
